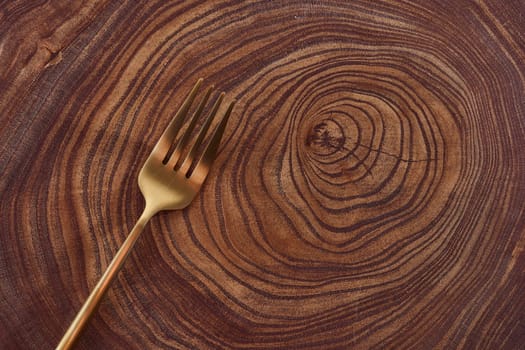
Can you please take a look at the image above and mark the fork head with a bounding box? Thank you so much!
[138,79,235,214]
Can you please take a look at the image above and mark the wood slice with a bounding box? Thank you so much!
[1,1,524,349]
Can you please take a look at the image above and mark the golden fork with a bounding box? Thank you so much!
[57,79,235,350]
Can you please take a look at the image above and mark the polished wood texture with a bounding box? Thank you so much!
[1,1,524,349]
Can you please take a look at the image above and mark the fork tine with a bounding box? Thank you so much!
[165,86,213,169]
[188,100,235,183]
[177,92,224,174]
[151,78,203,160]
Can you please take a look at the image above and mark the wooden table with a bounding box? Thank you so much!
[1,1,524,348]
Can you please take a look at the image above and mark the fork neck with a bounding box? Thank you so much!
[139,203,159,224]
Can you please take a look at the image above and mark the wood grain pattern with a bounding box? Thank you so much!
[1,1,524,349]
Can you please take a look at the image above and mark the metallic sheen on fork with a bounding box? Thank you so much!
[57,79,235,350]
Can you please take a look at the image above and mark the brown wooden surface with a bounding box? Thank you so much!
[1,1,524,349]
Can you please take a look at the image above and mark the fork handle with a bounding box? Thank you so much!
[57,210,153,350]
